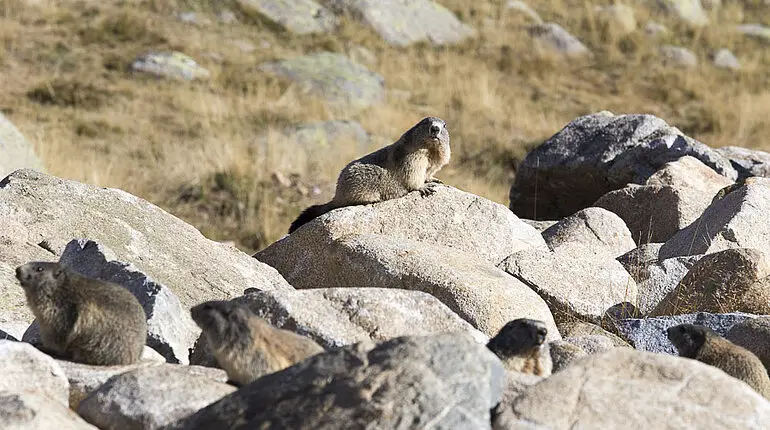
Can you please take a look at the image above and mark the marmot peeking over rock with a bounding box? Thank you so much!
[487,318,553,377]
[288,117,451,233]
[191,300,325,386]
[668,323,770,399]
[15,262,147,366]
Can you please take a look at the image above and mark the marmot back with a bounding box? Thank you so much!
[16,261,147,365]
[487,318,553,377]
[191,300,324,386]
[668,323,770,399]
[288,117,451,233]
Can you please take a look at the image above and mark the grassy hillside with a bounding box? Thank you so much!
[2,0,769,252]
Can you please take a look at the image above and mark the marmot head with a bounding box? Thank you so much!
[191,300,252,349]
[402,117,449,148]
[667,323,713,359]
[16,262,67,297]
[487,318,548,358]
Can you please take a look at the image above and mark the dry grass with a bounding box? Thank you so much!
[2,0,770,252]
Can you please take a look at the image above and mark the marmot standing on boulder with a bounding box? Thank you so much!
[288,116,451,233]
[15,261,147,365]
[667,323,770,399]
[191,300,324,386]
[487,318,553,377]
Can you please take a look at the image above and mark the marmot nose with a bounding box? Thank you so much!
[429,124,440,136]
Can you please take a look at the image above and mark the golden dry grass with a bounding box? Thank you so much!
[2,0,770,253]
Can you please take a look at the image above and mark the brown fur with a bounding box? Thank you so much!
[15,262,147,365]
[191,300,324,386]
[487,318,553,377]
[668,323,770,399]
[289,117,451,233]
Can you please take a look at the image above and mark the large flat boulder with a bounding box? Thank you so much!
[509,111,736,220]
[259,232,557,339]
[168,334,504,429]
[0,340,69,406]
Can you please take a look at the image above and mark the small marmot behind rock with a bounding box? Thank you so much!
[288,116,451,233]
[487,318,553,377]
[191,300,324,386]
[16,261,147,365]
[667,323,770,399]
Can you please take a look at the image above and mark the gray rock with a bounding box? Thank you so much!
[621,253,701,315]
[168,334,504,429]
[236,0,337,34]
[547,340,587,373]
[726,317,770,371]
[716,146,770,180]
[56,360,163,409]
[712,48,741,70]
[660,180,770,258]
[556,321,630,347]
[528,23,591,58]
[131,51,210,81]
[55,239,198,364]
[509,111,736,219]
[541,207,636,258]
[0,113,44,178]
[654,0,709,26]
[644,21,668,37]
[652,248,770,316]
[659,45,698,68]
[614,312,758,354]
[0,390,98,429]
[259,52,385,111]
[563,335,617,354]
[325,0,475,46]
[0,169,292,326]
[504,348,770,428]
[595,156,732,244]
[491,371,544,429]
[506,1,542,23]
[736,24,770,43]
[500,246,637,324]
[259,232,558,340]
[0,329,18,341]
[77,364,236,430]
[257,185,546,268]
[618,242,665,267]
[0,340,69,405]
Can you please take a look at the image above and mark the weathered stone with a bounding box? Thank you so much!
[0,391,98,429]
[491,371,543,429]
[509,111,736,220]
[56,360,162,409]
[168,334,504,429]
[712,48,741,70]
[259,52,384,111]
[325,0,475,46]
[614,312,758,354]
[504,348,770,428]
[556,321,630,347]
[500,246,637,324]
[644,21,668,37]
[506,0,542,23]
[236,0,337,34]
[659,45,697,68]
[528,23,591,58]
[726,317,770,371]
[736,24,770,43]
[548,340,587,373]
[131,51,210,81]
[0,340,69,405]
[716,146,770,180]
[541,207,636,258]
[54,239,200,364]
[621,252,702,315]
[258,186,546,268]
[259,232,557,340]
[617,242,665,267]
[77,364,236,430]
[520,219,556,232]
[0,113,44,178]
[655,0,709,26]
[563,335,618,355]
[596,4,637,34]
[0,169,292,327]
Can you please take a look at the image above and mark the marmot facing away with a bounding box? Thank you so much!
[15,262,147,365]
[487,318,553,377]
[288,116,451,233]
[191,300,325,386]
[667,323,770,399]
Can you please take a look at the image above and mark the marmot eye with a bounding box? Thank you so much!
[35,266,44,272]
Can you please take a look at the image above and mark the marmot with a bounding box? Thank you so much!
[190,300,324,386]
[667,323,770,399]
[288,116,451,233]
[15,262,147,365]
[486,318,553,377]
